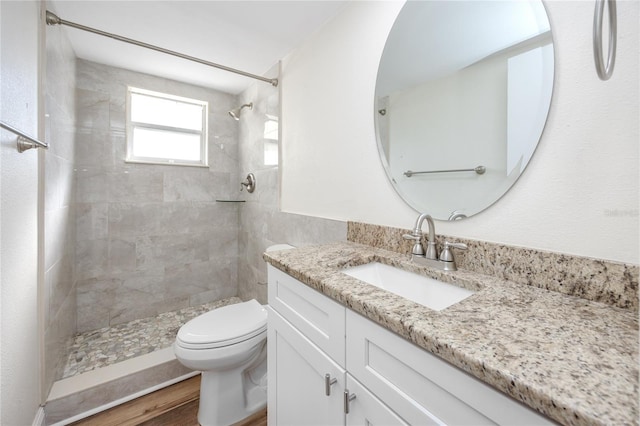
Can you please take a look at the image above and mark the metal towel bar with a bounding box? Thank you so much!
[404,166,486,178]
[0,121,49,152]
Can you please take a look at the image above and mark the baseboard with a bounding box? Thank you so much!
[32,406,45,426]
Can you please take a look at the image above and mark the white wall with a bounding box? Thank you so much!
[281,0,639,264]
[0,1,43,424]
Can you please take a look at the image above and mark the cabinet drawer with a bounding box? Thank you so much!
[268,265,345,366]
[346,310,554,426]
[346,374,410,426]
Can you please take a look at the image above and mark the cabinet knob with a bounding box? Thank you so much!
[325,374,338,396]
[343,390,356,414]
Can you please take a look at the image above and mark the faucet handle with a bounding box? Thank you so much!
[440,241,467,263]
[403,233,425,256]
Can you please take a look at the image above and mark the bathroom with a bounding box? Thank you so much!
[0,0,637,425]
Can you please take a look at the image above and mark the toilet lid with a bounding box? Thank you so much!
[176,300,267,349]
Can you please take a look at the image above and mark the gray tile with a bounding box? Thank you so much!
[76,278,117,332]
[76,88,110,131]
[76,169,108,203]
[47,255,75,322]
[135,234,209,272]
[109,238,137,274]
[75,130,111,169]
[163,261,226,299]
[76,203,108,241]
[44,206,75,272]
[75,239,109,280]
[108,203,163,238]
[163,169,229,202]
[108,169,164,203]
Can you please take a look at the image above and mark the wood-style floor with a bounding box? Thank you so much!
[71,375,267,426]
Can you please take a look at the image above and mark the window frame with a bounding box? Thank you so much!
[125,86,209,168]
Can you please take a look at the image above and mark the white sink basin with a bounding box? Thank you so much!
[342,262,474,311]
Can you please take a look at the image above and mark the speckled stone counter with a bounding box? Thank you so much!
[264,242,639,426]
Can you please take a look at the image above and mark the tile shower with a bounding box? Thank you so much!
[44,24,346,410]
[48,57,244,389]
[74,59,240,332]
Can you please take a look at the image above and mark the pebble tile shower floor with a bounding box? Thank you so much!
[62,297,242,378]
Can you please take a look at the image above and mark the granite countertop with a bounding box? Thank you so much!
[263,242,639,426]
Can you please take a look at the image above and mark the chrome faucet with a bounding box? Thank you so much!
[403,213,467,271]
[403,213,438,259]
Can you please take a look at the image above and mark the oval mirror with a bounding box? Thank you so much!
[375,0,554,220]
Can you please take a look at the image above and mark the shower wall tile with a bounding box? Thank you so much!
[45,114,76,161]
[135,234,209,271]
[76,278,116,333]
[76,169,108,203]
[108,169,164,203]
[76,88,110,131]
[110,133,127,169]
[44,153,74,210]
[44,205,74,272]
[163,260,230,297]
[163,169,229,202]
[160,202,216,235]
[76,203,109,241]
[108,203,164,238]
[109,96,126,131]
[44,291,76,398]
[113,295,190,326]
[75,59,241,330]
[189,287,236,306]
[117,274,166,305]
[208,136,239,174]
[108,238,137,274]
[75,130,112,169]
[75,238,109,281]
[46,255,74,324]
[209,224,239,254]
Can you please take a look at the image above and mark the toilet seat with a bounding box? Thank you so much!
[176,300,267,350]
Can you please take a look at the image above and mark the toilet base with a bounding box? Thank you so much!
[197,342,267,426]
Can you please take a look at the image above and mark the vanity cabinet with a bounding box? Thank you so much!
[267,266,347,425]
[267,265,553,426]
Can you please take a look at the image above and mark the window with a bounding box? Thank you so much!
[263,115,279,166]
[126,87,208,167]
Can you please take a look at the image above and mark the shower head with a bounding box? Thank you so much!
[228,102,253,120]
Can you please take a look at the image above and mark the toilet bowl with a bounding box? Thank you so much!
[174,299,268,426]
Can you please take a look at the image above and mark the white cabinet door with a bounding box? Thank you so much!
[345,374,409,426]
[268,308,345,426]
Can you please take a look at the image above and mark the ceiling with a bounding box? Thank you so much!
[48,1,348,94]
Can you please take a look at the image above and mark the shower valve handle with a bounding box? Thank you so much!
[240,173,256,193]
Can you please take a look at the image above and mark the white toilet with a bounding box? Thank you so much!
[174,299,268,425]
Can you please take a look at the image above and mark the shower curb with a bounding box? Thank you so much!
[44,348,194,425]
